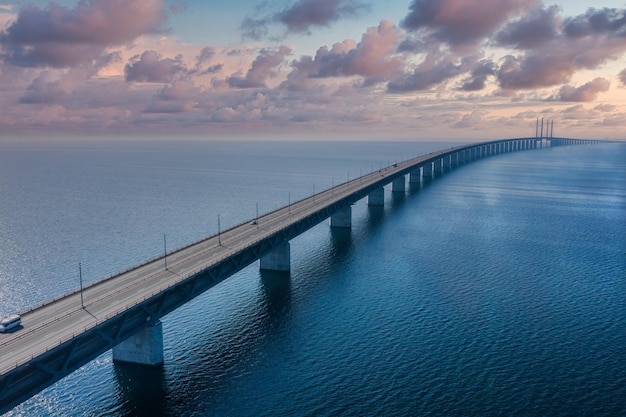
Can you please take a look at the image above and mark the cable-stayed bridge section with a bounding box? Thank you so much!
[0,137,604,413]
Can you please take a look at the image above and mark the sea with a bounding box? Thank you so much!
[0,138,624,417]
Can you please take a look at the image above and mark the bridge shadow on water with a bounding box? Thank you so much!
[113,362,168,417]
[258,269,292,324]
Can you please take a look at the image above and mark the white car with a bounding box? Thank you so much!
[0,314,21,333]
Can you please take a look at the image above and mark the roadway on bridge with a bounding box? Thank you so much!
[0,148,455,375]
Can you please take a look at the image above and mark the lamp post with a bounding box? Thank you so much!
[79,263,84,309]
[164,234,168,270]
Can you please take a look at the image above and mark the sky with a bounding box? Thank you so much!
[1,0,626,140]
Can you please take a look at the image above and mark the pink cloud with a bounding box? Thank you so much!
[276,0,369,33]
[227,46,292,88]
[495,5,561,49]
[242,0,369,39]
[556,77,610,102]
[497,36,626,90]
[401,0,539,46]
[282,20,404,90]
[0,0,167,68]
[496,6,626,90]
[387,54,475,92]
[125,50,187,83]
[18,71,68,104]
[144,80,198,113]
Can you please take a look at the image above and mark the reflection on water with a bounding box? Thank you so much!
[259,270,292,326]
[113,363,167,417]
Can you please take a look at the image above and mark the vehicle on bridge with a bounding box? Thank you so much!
[0,314,21,333]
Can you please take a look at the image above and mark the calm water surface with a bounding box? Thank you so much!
[0,139,624,416]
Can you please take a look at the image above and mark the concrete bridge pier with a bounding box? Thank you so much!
[409,169,421,184]
[260,241,291,271]
[433,159,443,175]
[451,153,459,167]
[392,176,406,193]
[330,205,352,228]
[113,320,164,366]
[460,150,468,164]
[368,187,384,206]
[422,162,433,180]
[443,155,452,172]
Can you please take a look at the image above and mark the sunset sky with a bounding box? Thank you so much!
[1,0,626,140]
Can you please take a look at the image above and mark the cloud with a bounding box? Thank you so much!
[497,34,626,90]
[17,57,120,105]
[125,50,187,83]
[387,54,473,93]
[18,71,68,104]
[197,47,215,65]
[619,68,626,86]
[282,20,404,90]
[495,5,561,49]
[459,59,496,91]
[495,6,626,91]
[242,0,369,39]
[453,110,487,129]
[144,80,198,113]
[556,77,610,102]
[227,46,291,88]
[563,7,626,38]
[188,47,224,76]
[277,0,369,33]
[0,0,167,68]
[211,107,238,122]
[401,0,539,46]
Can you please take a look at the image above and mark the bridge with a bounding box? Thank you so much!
[0,136,603,413]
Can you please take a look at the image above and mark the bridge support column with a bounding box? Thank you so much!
[330,205,351,228]
[392,176,405,193]
[368,187,384,206]
[422,162,433,180]
[460,150,468,164]
[451,153,458,167]
[409,169,421,184]
[433,158,442,175]
[260,241,290,271]
[113,320,164,366]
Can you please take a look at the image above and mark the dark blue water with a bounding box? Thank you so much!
[1,139,624,416]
